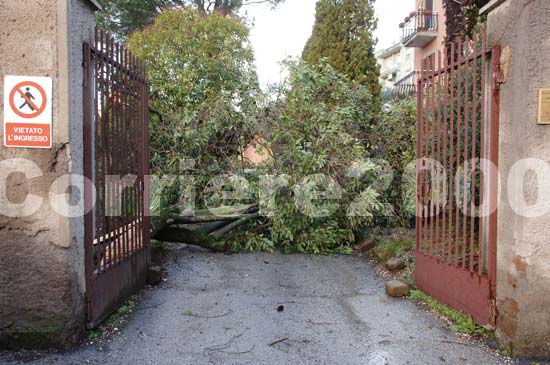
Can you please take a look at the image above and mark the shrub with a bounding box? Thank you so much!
[371,97,417,227]
[128,9,260,213]
[254,60,387,253]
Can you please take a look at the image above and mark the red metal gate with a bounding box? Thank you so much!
[83,30,150,328]
[416,29,500,326]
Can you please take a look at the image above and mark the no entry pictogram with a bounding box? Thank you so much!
[9,81,47,119]
[3,75,53,148]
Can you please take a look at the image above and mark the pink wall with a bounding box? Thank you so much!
[414,0,446,71]
[242,135,271,165]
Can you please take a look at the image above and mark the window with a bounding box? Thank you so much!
[425,0,433,11]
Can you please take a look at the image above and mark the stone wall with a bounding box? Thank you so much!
[0,0,96,349]
[483,0,550,357]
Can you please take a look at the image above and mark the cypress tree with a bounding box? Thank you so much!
[303,0,381,116]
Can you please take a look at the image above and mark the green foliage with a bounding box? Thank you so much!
[498,344,511,357]
[371,97,417,227]
[95,0,181,40]
[302,0,381,116]
[410,290,492,338]
[107,297,136,325]
[228,232,275,253]
[333,245,354,255]
[128,8,259,210]
[115,300,135,316]
[376,236,415,261]
[151,240,165,256]
[443,0,490,44]
[260,60,386,254]
[87,296,137,342]
[88,330,100,341]
[371,233,415,285]
[126,8,385,254]
[96,0,285,40]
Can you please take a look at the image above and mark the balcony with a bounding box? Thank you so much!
[380,66,399,80]
[400,10,438,48]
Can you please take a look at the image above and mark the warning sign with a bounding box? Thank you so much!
[3,75,52,148]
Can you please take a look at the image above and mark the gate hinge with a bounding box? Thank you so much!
[82,43,90,88]
[489,299,497,329]
[85,296,93,322]
[494,70,506,89]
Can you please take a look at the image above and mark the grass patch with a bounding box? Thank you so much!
[371,235,415,286]
[107,297,136,325]
[398,261,415,286]
[87,296,137,342]
[410,290,492,338]
[498,344,511,357]
[88,330,100,341]
[374,236,415,262]
[150,239,165,256]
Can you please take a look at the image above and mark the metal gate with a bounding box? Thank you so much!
[416,29,500,326]
[83,30,150,328]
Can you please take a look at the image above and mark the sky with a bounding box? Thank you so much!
[242,0,414,89]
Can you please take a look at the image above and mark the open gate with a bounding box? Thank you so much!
[416,29,500,326]
[83,30,150,328]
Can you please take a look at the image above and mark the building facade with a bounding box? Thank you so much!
[376,42,415,90]
[400,0,447,72]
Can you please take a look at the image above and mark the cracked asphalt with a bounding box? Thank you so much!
[1,247,507,364]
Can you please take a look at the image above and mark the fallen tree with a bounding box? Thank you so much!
[151,204,261,251]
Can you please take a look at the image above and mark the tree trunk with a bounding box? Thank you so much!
[151,204,261,252]
[153,226,227,252]
[210,212,260,239]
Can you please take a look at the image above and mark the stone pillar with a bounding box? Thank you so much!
[0,0,98,348]
[483,0,550,357]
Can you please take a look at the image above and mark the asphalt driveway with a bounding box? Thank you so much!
[1,247,507,364]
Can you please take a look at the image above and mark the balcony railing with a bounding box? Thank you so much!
[400,10,438,47]
[380,65,399,79]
